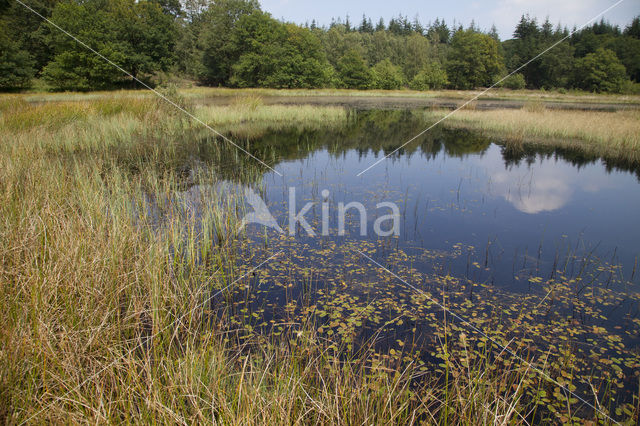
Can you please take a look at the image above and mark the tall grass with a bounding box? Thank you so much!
[195,101,347,138]
[425,107,640,163]
[179,87,640,104]
[16,86,640,106]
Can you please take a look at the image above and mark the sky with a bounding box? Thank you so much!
[259,0,640,40]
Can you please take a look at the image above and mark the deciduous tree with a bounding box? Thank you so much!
[371,59,404,89]
[337,49,371,89]
[42,0,176,90]
[446,29,503,89]
[410,62,448,90]
[230,12,332,88]
[572,48,628,93]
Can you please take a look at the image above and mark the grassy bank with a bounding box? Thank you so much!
[425,105,640,164]
[1,93,637,424]
[182,86,640,105]
[11,87,640,162]
[15,86,640,106]
[195,95,347,138]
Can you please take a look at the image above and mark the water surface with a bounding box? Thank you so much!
[182,110,640,414]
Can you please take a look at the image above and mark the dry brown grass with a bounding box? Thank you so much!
[15,86,640,106]
[426,107,640,163]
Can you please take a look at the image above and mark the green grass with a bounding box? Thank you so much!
[1,92,637,424]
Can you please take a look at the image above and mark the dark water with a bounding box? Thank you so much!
[182,110,640,417]
[264,138,640,287]
[233,110,640,288]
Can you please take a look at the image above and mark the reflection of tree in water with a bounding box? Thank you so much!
[204,109,493,182]
[501,144,640,181]
[171,108,640,184]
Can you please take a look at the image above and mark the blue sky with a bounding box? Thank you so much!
[259,0,640,40]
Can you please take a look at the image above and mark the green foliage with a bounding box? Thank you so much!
[0,21,35,89]
[409,63,448,90]
[337,49,371,89]
[1,0,639,94]
[427,18,450,44]
[607,36,640,82]
[387,15,414,36]
[151,0,181,18]
[626,17,640,39]
[229,13,332,88]
[1,0,60,72]
[370,59,405,90]
[42,0,176,91]
[570,18,640,84]
[537,43,574,89]
[622,81,640,94]
[228,11,286,87]
[446,30,504,89]
[358,14,374,34]
[197,0,260,85]
[572,48,629,93]
[42,50,126,91]
[0,0,58,90]
[505,16,574,89]
[365,31,401,66]
[400,33,433,80]
[320,25,367,70]
[318,24,442,86]
[498,73,526,90]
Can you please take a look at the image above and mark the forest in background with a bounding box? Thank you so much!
[1,0,639,93]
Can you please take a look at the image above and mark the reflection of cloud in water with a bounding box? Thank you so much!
[481,147,609,215]
[500,174,570,214]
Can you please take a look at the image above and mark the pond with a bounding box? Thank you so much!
[176,109,640,417]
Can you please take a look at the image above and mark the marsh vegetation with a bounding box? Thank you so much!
[1,92,640,424]
[3,0,640,422]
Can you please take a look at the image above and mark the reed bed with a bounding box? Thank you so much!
[426,107,640,163]
[180,87,640,104]
[15,86,640,106]
[195,98,347,138]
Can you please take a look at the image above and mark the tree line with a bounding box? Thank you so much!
[1,0,639,93]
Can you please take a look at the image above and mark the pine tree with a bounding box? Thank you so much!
[359,14,373,33]
[625,17,640,38]
[489,24,500,41]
